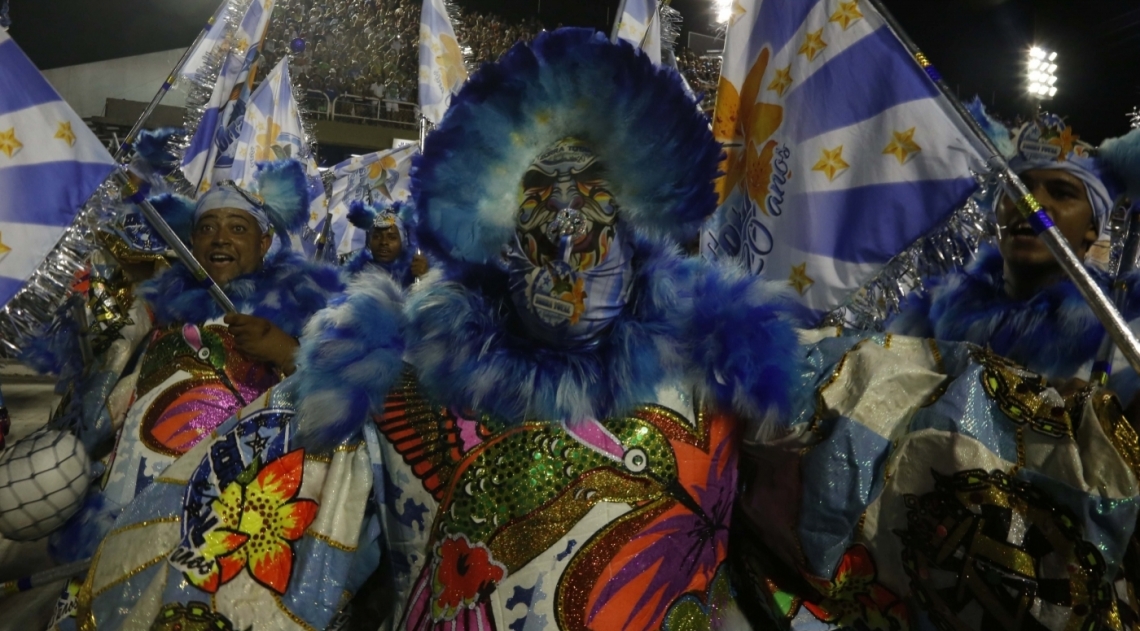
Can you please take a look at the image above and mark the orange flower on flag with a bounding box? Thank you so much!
[189,449,319,594]
[712,47,786,205]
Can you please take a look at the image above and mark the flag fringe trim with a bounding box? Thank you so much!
[822,194,995,331]
[0,180,120,357]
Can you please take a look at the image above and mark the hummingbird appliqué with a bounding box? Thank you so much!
[376,371,714,630]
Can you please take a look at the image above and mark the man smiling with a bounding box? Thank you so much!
[96,161,344,514]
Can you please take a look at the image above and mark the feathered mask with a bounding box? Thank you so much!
[413,28,721,267]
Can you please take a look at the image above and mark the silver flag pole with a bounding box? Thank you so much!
[868,0,1140,374]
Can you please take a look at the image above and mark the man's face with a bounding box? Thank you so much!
[997,168,1097,269]
[369,225,403,263]
[191,208,271,285]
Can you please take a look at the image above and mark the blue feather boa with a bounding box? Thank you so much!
[405,240,804,428]
[138,250,345,336]
[889,245,1140,382]
[293,270,407,451]
[292,244,803,450]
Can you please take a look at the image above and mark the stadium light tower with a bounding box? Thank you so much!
[1027,46,1058,100]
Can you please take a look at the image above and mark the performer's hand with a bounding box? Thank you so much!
[224,314,299,376]
[411,253,429,278]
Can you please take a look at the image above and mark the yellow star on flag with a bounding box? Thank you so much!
[789,263,814,295]
[54,121,77,147]
[0,127,22,158]
[883,128,922,165]
[728,1,747,26]
[768,65,794,97]
[0,231,11,258]
[829,1,863,30]
[255,117,283,161]
[798,28,828,62]
[812,145,849,181]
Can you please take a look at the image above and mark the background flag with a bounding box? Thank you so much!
[613,0,662,65]
[178,0,244,85]
[418,0,468,124]
[181,0,275,194]
[318,143,418,256]
[702,0,990,321]
[0,31,115,309]
[227,57,326,247]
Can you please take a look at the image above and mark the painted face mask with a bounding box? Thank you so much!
[507,138,633,349]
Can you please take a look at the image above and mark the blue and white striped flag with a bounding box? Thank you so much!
[702,0,989,321]
[229,58,326,248]
[181,0,275,195]
[613,0,662,65]
[0,31,115,309]
[178,0,243,85]
[319,143,418,256]
[418,0,468,124]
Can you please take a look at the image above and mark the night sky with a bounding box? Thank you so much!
[6,0,1139,140]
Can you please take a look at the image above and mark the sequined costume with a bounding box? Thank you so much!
[733,329,1140,631]
[71,30,804,630]
[732,112,1140,630]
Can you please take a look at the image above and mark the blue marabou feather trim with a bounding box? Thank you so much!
[292,270,406,451]
[404,239,804,430]
[138,250,345,337]
[888,245,1140,380]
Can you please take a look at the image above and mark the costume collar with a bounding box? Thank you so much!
[139,250,345,337]
[920,245,1140,378]
[403,238,801,425]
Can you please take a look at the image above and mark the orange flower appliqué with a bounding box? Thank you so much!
[189,449,319,594]
[430,534,507,620]
[802,544,909,630]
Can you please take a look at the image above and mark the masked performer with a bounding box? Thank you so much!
[73,29,803,631]
[342,200,429,285]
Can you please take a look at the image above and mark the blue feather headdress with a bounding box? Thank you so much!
[146,159,311,249]
[412,28,721,266]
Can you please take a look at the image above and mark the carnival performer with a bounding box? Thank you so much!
[342,199,429,285]
[889,108,1140,401]
[94,159,343,521]
[72,29,804,631]
[729,108,1140,630]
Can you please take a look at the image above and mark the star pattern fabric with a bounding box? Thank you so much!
[883,128,922,165]
[768,66,793,97]
[0,127,21,158]
[789,263,814,295]
[54,121,76,147]
[830,1,864,30]
[255,116,283,162]
[798,28,828,62]
[812,145,849,181]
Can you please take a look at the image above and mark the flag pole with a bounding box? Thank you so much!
[111,7,224,162]
[867,0,1140,375]
[1091,206,1140,384]
[116,170,237,313]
